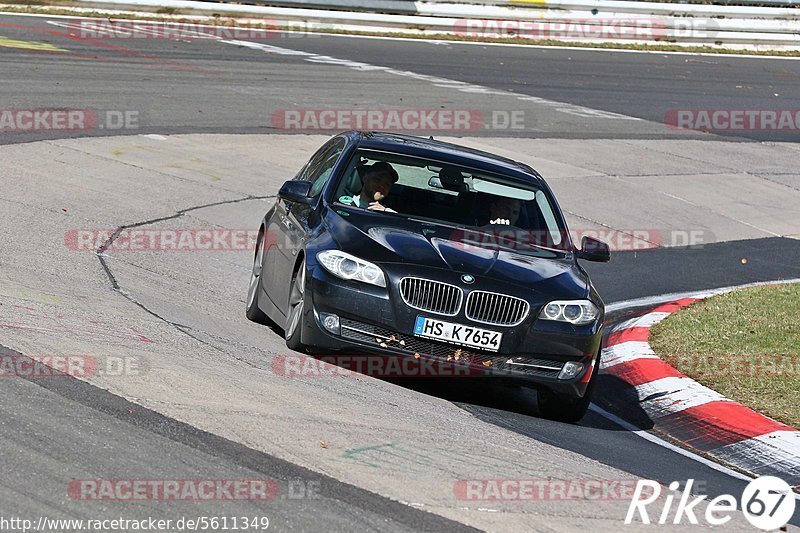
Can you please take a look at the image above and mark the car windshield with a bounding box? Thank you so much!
[333,149,570,254]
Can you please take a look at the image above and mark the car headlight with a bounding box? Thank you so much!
[317,250,387,288]
[538,300,599,325]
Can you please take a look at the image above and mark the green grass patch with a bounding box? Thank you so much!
[650,283,800,428]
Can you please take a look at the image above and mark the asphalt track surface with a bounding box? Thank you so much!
[2,13,800,531]
[1,14,800,143]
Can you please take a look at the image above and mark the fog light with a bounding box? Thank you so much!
[558,361,584,380]
[320,313,340,335]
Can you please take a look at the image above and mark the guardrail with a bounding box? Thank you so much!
[71,0,800,50]
[441,0,800,7]
[197,0,800,8]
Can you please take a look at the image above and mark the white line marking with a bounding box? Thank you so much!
[221,39,643,122]
[606,278,800,310]
[13,11,800,61]
[591,404,800,501]
[593,403,800,501]
[222,40,313,56]
[307,31,800,63]
[588,403,754,481]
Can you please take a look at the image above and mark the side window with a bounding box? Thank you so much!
[305,139,345,197]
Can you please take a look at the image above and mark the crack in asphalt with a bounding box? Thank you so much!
[93,195,275,361]
[614,139,800,195]
[744,170,800,193]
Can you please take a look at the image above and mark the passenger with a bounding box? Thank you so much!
[487,196,522,226]
[353,162,398,213]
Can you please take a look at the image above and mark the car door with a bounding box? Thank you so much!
[262,144,325,312]
[270,138,346,314]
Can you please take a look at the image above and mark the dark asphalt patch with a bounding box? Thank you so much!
[583,236,800,304]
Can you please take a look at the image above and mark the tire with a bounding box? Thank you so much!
[537,354,600,424]
[245,230,270,324]
[285,258,307,352]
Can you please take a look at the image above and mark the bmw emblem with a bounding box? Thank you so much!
[461,274,475,284]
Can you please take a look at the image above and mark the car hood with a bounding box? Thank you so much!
[324,207,588,295]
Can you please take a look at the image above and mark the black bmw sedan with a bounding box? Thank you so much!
[246,131,610,422]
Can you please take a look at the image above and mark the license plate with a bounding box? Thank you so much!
[413,316,502,352]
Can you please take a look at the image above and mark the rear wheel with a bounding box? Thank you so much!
[537,355,600,423]
[245,231,270,324]
[285,258,307,352]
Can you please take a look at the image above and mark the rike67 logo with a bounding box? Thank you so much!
[626,476,795,530]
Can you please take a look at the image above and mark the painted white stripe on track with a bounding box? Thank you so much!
[220,39,644,121]
[606,278,800,310]
[223,40,314,55]
[19,12,800,61]
[589,404,752,479]
[590,406,800,502]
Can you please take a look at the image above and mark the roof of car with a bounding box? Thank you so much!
[345,131,544,183]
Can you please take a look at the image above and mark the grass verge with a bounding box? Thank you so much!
[650,283,800,428]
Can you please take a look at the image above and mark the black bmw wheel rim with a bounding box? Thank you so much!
[286,262,305,339]
[246,235,263,311]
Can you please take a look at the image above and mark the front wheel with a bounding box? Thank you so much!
[246,231,270,324]
[537,355,599,423]
[285,259,307,352]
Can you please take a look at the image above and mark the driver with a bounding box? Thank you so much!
[353,162,398,212]
[487,196,522,226]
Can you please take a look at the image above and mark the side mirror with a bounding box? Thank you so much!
[576,236,610,262]
[428,176,444,189]
[278,180,313,205]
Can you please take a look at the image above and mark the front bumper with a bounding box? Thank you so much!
[298,265,603,397]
